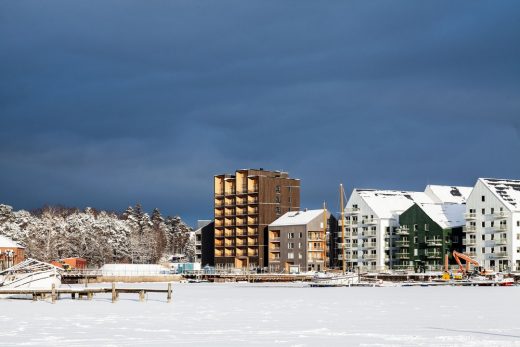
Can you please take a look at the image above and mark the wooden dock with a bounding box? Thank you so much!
[0,282,173,303]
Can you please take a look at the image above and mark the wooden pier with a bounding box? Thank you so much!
[0,282,173,303]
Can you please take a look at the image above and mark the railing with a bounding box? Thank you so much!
[426,239,443,247]
[362,219,377,225]
[493,238,508,246]
[492,211,508,219]
[362,230,377,238]
[395,240,410,247]
[395,253,410,260]
[361,242,376,248]
[464,212,477,220]
[492,252,508,258]
[463,238,477,246]
[425,251,442,259]
[345,207,360,214]
[463,225,477,233]
[395,227,409,235]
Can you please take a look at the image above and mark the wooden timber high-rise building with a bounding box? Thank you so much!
[214,169,300,269]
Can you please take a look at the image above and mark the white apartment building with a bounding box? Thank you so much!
[464,178,520,272]
[342,185,472,271]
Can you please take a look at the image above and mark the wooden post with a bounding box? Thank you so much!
[87,292,93,300]
[111,282,116,303]
[51,283,56,304]
[32,292,37,301]
[71,292,76,300]
[139,290,145,302]
[167,283,172,303]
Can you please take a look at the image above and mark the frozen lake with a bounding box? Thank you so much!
[1,282,520,346]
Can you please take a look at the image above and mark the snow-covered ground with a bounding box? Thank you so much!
[1,282,520,346]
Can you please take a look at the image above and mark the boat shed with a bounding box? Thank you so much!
[0,235,25,270]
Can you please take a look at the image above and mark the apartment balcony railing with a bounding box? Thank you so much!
[493,238,508,246]
[425,251,442,259]
[362,219,377,225]
[491,252,508,258]
[363,254,377,260]
[269,247,281,252]
[345,207,360,214]
[225,189,236,195]
[463,238,477,246]
[248,186,259,193]
[345,219,358,226]
[464,212,477,220]
[361,230,377,238]
[492,211,508,220]
[466,252,477,258]
[395,252,410,260]
[395,240,410,248]
[361,242,377,249]
[426,239,443,247]
[463,225,477,233]
[395,227,409,236]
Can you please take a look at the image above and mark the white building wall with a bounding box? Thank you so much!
[344,192,398,271]
[465,180,519,272]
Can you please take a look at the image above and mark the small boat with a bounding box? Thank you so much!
[0,258,62,291]
[310,272,359,287]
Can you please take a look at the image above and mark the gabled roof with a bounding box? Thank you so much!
[0,235,24,249]
[425,185,473,204]
[480,178,520,211]
[416,203,466,229]
[269,209,324,227]
[353,189,431,219]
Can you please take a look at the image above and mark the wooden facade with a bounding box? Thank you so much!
[214,169,300,269]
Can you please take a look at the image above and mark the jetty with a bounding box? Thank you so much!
[0,282,173,303]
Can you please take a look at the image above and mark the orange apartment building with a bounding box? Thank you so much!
[214,169,300,269]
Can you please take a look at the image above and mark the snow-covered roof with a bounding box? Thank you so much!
[100,264,169,276]
[425,185,472,204]
[0,235,24,249]
[269,209,324,227]
[480,178,520,211]
[354,189,431,219]
[416,203,467,229]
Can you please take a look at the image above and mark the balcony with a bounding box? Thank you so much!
[269,246,281,252]
[493,238,508,246]
[362,230,377,238]
[345,219,358,226]
[345,207,360,214]
[395,227,410,236]
[425,251,442,259]
[395,240,410,248]
[362,219,377,225]
[361,242,376,249]
[463,225,477,233]
[396,252,410,260]
[426,239,443,247]
[363,254,377,260]
[466,252,477,258]
[491,252,508,258]
[491,211,508,219]
[463,238,477,246]
[464,212,477,220]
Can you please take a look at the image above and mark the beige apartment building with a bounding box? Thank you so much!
[214,169,300,269]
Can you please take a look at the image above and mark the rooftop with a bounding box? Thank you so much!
[0,235,24,249]
[416,203,467,229]
[425,185,473,204]
[481,178,520,211]
[354,189,431,219]
[269,209,324,227]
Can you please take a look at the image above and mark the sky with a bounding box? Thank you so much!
[1,1,519,226]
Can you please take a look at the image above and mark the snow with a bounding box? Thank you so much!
[481,178,520,211]
[0,235,24,248]
[355,190,431,219]
[417,203,467,229]
[100,264,169,276]
[269,210,324,227]
[2,282,520,346]
[425,185,473,204]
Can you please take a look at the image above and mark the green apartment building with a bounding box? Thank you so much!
[395,202,465,271]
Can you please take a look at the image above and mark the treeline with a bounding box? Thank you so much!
[0,203,194,266]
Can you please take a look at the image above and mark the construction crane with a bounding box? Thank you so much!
[452,251,479,275]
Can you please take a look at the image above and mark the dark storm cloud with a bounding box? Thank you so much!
[1,1,519,224]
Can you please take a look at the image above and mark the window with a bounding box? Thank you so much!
[482,235,485,241]
[275,185,281,193]
[482,195,485,202]
[288,233,294,239]
[298,242,302,249]
[414,224,418,231]
[482,221,486,228]
[288,242,294,249]
[517,221,520,227]
[414,236,418,243]
[298,253,303,259]
[424,224,429,231]
[491,208,495,214]
[275,196,281,203]
[517,247,520,254]
[288,252,294,259]
[482,247,485,253]
[275,207,281,214]
[299,232,303,238]
[482,208,485,215]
